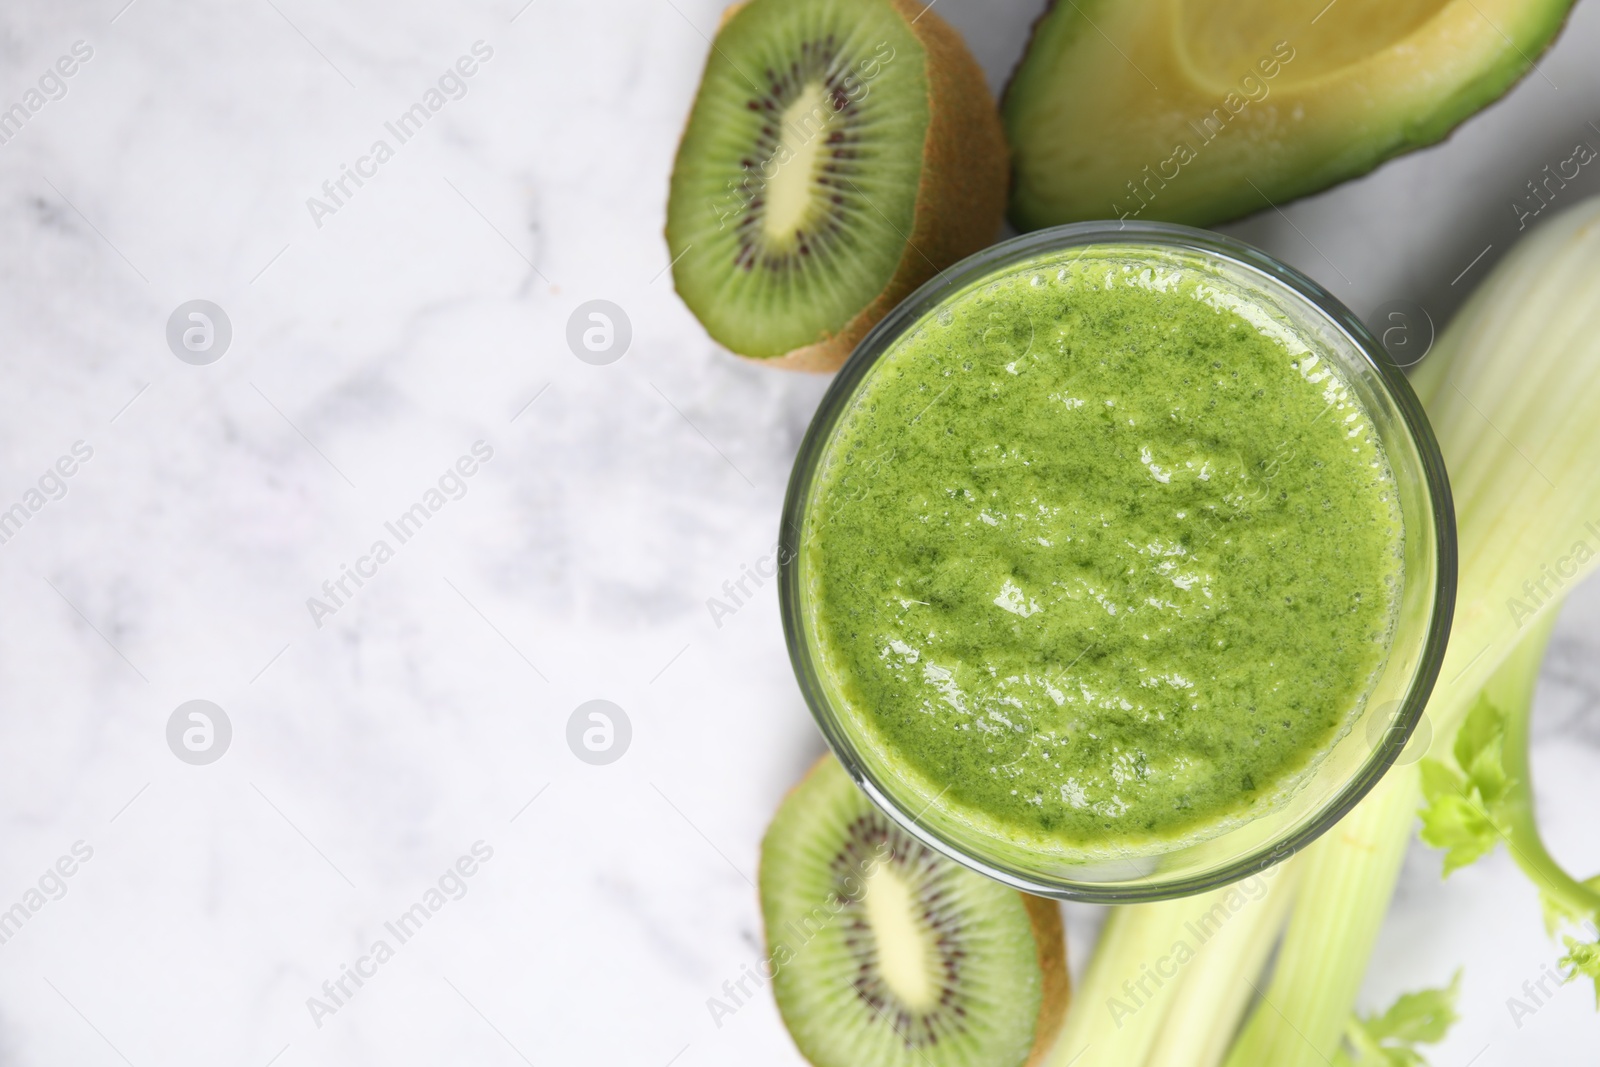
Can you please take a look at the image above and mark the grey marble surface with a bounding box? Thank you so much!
[0,0,1596,1064]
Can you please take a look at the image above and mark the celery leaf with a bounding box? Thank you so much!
[1419,696,1516,876]
[1333,973,1461,1067]
[1418,761,1500,874]
[1561,936,1600,1008]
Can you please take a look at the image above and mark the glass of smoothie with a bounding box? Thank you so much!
[779,222,1455,901]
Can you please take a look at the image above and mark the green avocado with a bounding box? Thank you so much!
[1002,0,1577,230]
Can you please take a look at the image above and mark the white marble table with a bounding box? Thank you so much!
[0,0,1596,1063]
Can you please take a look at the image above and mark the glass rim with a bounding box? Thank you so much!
[778,220,1458,903]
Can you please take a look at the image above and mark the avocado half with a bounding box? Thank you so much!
[1003,0,1577,230]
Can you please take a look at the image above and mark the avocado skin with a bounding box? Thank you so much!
[1002,0,1579,231]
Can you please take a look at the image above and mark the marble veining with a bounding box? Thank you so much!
[0,0,1596,1063]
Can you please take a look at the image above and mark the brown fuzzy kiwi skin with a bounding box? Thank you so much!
[679,0,1009,373]
[1020,894,1071,1067]
[759,756,1072,1065]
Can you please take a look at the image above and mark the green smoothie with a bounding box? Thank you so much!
[800,247,1403,853]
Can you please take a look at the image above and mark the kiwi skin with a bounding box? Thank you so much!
[1020,894,1070,1067]
[674,0,1009,373]
[760,755,1070,1066]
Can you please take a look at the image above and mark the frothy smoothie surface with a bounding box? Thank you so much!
[801,247,1403,852]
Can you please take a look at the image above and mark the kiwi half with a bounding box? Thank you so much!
[759,756,1068,1067]
[666,0,1007,371]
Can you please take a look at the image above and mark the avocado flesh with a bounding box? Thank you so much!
[1003,0,1577,230]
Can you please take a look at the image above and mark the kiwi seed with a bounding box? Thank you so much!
[666,0,1007,371]
[759,755,1069,1067]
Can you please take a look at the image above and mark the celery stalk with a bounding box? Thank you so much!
[1493,614,1600,925]
[1144,859,1303,1067]
[1046,896,1196,1066]
[1405,198,1600,707]
[1221,614,1564,1067]
[1221,196,1600,1063]
[1044,196,1600,1067]
[1223,771,1417,1066]
[1046,872,1298,1067]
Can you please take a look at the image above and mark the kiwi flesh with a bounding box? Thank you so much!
[666,0,1007,371]
[759,756,1068,1067]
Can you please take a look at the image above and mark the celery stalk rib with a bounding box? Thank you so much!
[1144,859,1303,1067]
[1046,896,1196,1066]
[1046,871,1299,1067]
[1222,196,1600,1063]
[1045,197,1600,1067]
[1223,772,1417,1067]
[1492,613,1600,924]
